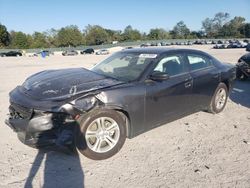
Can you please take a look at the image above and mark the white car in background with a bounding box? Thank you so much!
[95,49,109,55]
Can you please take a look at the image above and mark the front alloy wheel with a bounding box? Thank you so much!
[75,109,126,160]
[85,117,120,153]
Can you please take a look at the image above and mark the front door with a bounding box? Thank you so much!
[145,53,193,129]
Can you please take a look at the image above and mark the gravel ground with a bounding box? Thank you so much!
[0,45,249,188]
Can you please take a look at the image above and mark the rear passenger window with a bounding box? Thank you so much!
[187,54,212,71]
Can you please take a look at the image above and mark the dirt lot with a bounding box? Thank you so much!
[0,45,249,188]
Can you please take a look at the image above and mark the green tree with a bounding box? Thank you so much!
[240,23,250,38]
[148,28,169,40]
[84,25,109,45]
[189,30,204,39]
[121,25,141,41]
[104,29,122,42]
[213,12,230,31]
[10,31,30,49]
[44,28,58,47]
[31,32,49,48]
[202,12,230,38]
[57,25,84,47]
[202,18,215,37]
[0,23,10,47]
[170,21,190,39]
[219,17,245,38]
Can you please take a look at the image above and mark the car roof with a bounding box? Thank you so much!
[121,47,206,56]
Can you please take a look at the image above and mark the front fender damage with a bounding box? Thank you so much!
[61,91,131,138]
[60,95,104,117]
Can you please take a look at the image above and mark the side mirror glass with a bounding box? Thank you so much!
[150,71,169,81]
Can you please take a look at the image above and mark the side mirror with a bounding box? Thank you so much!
[150,71,169,81]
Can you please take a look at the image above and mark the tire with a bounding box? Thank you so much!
[236,69,248,81]
[75,109,126,160]
[207,83,228,114]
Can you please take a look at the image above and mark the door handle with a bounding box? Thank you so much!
[185,76,193,88]
[185,82,192,88]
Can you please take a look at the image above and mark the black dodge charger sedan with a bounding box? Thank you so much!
[5,48,236,160]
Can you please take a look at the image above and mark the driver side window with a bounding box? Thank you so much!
[154,55,185,76]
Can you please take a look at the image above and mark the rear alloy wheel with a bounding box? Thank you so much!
[75,109,126,160]
[208,83,228,114]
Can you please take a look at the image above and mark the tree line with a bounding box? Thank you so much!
[0,12,250,49]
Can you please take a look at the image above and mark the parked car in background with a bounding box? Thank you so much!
[80,48,95,54]
[214,41,247,49]
[213,44,227,49]
[140,43,150,47]
[217,40,224,44]
[238,41,248,48]
[184,41,193,45]
[95,49,109,55]
[211,40,217,44]
[62,50,78,56]
[161,42,171,46]
[246,43,250,52]
[123,47,133,50]
[226,42,240,48]
[236,53,250,80]
[193,40,205,45]
[0,51,22,57]
[34,50,54,57]
[227,41,246,49]
[205,40,213,45]
[5,48,236,160]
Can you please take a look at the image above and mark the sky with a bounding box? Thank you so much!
[0,0,250,34]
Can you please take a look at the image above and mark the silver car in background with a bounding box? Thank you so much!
[95,49,109,55]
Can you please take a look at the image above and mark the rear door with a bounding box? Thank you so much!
[185,53,220,110]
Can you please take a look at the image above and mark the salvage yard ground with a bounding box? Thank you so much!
[0,45,249,188]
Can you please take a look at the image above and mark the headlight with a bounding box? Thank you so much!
[96,92,108,103]
[22,81,30,91]
[237,59,245,66]
[71,96,96,111]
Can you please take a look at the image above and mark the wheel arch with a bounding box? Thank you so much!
[221,79,231,92]
[102,105,131,138]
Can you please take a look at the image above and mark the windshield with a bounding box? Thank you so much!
[91,52,156,81]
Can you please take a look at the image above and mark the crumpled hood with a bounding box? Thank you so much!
[21,68,123,100]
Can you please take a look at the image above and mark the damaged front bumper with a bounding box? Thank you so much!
[236,61,250,77]
[5,103,78,151]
